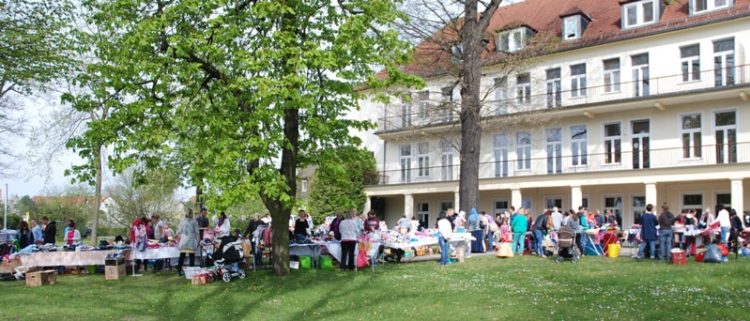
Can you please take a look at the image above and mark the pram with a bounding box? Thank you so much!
[212,236,246,282]
[555,226,580,263]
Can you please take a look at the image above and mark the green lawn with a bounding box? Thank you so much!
[2,255,749,321]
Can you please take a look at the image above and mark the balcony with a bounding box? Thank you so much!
[373,142,750,186]
[376,64,750,133]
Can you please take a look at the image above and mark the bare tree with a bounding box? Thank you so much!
[394,0,556,213]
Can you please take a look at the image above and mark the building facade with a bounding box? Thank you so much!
[361,0,750,229]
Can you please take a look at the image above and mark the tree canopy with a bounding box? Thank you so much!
[307,146,377,222]
[69,0,418,275]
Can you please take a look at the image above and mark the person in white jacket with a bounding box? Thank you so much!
[717,205,731,245]
[338,212,360,270]
[437,211,453,265]
[215,212,231,238]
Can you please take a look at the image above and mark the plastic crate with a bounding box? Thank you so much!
[183,267,203,280]
[299,256,312,269]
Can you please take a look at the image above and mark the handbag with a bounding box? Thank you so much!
[496,242,513,258]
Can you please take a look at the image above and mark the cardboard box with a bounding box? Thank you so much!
[0,257,21,274]
[26,270,57,287]
[105,264,126,280]
[191,273,213,285]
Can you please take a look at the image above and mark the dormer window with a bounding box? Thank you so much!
[621,0,661,29]
[691,0,732,15]
[562,14,590,41]
[497,26,535,53]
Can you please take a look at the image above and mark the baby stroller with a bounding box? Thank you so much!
[555,226,580,263]
[212,236,246,282]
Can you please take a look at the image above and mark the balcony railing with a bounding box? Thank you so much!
[372,142,750,185]
[377,64,750,132]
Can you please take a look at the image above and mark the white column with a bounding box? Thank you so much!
[645,183,657,207]
[454,192,460,212]
[511,188,522,210]
[571,186,582,210]
[731,179,744,218]
[404,194,414,219]
[363,195,372,215]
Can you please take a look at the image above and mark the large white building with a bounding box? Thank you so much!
[360,0,750,229]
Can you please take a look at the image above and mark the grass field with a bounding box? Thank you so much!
[2,255,749,321]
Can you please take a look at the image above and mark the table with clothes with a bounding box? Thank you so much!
[129,246,181,260]
[313,240,380,263]
[382,232,473,262]
[18,248,128,268]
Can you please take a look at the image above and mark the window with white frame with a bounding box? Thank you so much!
[516,131,531,170]
[546,68,561,108]
[545,197,563,210]
[417,90,430,123]
[440,140,454,181]
[494,133,510,178]
[631,53,650,97]
[603,58,621,93]
[682,194,703,214]
[604,196,623,226]
[494,200,509,214]
[681,113,702,159]
[546,128,562,174]
[400,144,411,183]
[440,86,454,123]
[522,198,533,213]
[570,63,587,97]
[715,110,737,164]
[497,27,533,53]
[563,16,581,40]
[494,77,509,115]
[516,73,531,105]
[713,37,735,87]
[440,201,453,212]
[571,125,588,166]
[401,97,412,128]
[691,0,732,15]
[622,0,658,29]
[632,196,646,225]
[417,142,430,177]
[680,44,701,82]
[604,123,622,164]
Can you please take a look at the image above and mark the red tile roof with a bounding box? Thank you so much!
[393,0,750,79]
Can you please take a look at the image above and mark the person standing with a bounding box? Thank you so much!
[64,221,82,246]
[551,207,563,231]
[437,211,453,265]
[484,211,496,252]
[511,209,529,255]
[397,215,411,234]
[364,210,380,233]
[215,212,231,238]
[30,220,43,244]
[339,211,360,270]
[717,205,731,245]
[533,211,550,257]
[658,204,676,260]
[42,216,57,245]
[176,209,199,276]
[18,221,32,249]
[196,208,210,240]
[636,204,658,259]
[293,213,309,243]
[329,212,344,240]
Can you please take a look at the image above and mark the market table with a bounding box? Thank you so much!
[313,240,380,263]
[19,249,127,268]
[288,243,322,267]
[129,247,181,260]
[382,233,473,262]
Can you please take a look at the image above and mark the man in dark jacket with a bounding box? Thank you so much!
[636,204,658,259]
[658,204,676,260]
[42,216,57,245]
[533,211,550,257]
[196,208,209,240]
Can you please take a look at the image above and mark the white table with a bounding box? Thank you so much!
[19,250,125,268]
[130,247,181,260]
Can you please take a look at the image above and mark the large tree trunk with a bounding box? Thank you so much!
[458,0,483,218]
[90,144,103,245]
[264,107,299,276]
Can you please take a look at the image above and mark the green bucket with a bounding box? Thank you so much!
[87,265,98,274]
[319,256,333,270]
[299,256,312,270]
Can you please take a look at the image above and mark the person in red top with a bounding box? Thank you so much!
[364,210,379,233]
